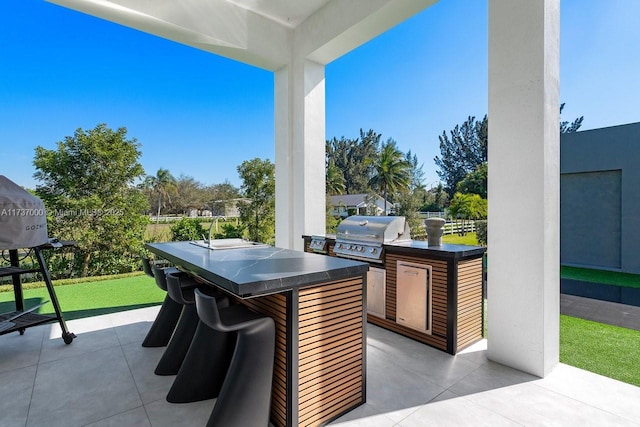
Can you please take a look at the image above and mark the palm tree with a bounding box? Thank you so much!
[326,160,346,195]
[144,168,177,224]
[368,140,410,214]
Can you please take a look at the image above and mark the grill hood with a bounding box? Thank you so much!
[0,175,48,250]
[334,215,410,262]
[336,215,410,245]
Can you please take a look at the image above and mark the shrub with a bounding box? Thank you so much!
[476,220,487,246]
[171,217,206,241]
[214,223,245,239]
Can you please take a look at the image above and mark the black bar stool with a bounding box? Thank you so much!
[154,270,200,375]
[141,257,183,348]
[195,288,275,427]
[166,289,235,403]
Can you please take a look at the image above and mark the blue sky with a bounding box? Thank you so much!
[2,0,639,190]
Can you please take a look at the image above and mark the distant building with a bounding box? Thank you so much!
[561,122,640,274]
[210,198,251,218]
[328,194,392,217]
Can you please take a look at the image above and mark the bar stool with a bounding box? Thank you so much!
[166,289,235,403]
[154,270,200,375]
[195,288,275,427]
[141,258,183,347]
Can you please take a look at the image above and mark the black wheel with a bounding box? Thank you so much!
[19,328,25,335]
[62,331,76,344]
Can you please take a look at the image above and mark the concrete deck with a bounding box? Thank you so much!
[1,297,639,426]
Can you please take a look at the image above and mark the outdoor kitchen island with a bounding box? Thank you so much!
[146,241,369,427]
[304,228,486,355]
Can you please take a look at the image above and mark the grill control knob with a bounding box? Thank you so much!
[370,248,377,254]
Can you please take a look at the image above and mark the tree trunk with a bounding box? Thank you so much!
[81,250,91,278]
[155,194,162,225]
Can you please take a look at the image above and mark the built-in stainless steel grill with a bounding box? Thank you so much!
[334,215,410,263]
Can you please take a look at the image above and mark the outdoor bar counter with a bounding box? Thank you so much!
[146,241,369,427]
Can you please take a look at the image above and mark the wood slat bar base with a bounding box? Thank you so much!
[239,276,366,427]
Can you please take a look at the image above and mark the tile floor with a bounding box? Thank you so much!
[1,298,640,427]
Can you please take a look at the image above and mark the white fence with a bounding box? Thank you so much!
[443,220,476,235]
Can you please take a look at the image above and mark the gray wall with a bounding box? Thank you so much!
[561,122,640,274]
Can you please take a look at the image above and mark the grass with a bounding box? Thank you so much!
[441,232,479,246]
[561,265,640,289]
[0,275,165,321]
[560,314,640,387]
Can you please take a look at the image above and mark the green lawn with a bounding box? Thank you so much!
[560,315,640,387]
[441,232,479,246]
[561,265,640,289]
[0,275,165,321]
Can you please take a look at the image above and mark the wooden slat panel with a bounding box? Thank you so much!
[298,306,362,334]
[300,392,363,427]
[299,356,362,390]
[297,278,364,426]
[456,258,483,351]
[299,279,362,302]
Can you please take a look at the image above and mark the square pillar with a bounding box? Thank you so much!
[274,59,326,250]
[487,0,560,376]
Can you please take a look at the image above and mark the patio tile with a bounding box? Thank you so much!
[462,380,638,426]
[113,319,156,347]
[456,338,489,366]
[365,345,444,422]
[27,346,142,427]
[121,341,175,405]
[537,363,640,424]
[0,365,36,427]
[447,360,537,397]
[83,406,151,427]
[397,395,521,427]
[329,403,398,426]
[0,323,44,374]
[144,396,213,427]
[2,303,639,427]
[389,343,480,389]
[39,323,120,364]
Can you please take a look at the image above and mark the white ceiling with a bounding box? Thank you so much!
[226,0,332,28]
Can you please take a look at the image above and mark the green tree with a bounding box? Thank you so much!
[169,175,207,215]
[326,160,346,195]
[434,115,488,198]
[448,192,487,236]
[206,180,241,215]
[457,162,488,199]
[144,168,177,223]
[436,105,583,200]
[326,129,380,194]
[237,158,275,243]
[33,123,148,277]
[405,149,426,192]
[368,139,411,214]
[560,103,584,134]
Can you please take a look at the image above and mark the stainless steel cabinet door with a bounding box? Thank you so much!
[396,261,431,334]
[367,267,386,318]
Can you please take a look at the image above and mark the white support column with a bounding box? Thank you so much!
[487,0,560,377]
[274,59,326,250]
